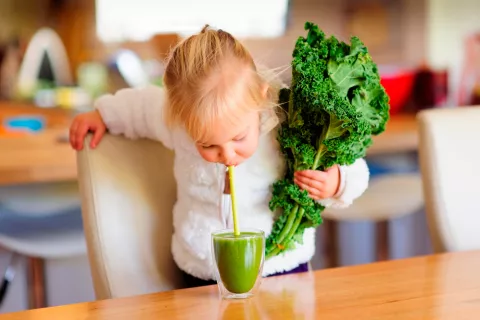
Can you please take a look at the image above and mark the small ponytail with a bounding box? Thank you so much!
[200,24,210,33]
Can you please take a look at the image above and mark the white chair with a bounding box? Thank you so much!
[323,173,423,222]
[0,182,85,310]
[76,134,184,300]
[418,106,480,253]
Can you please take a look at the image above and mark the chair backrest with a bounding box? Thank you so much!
[418,106,480,253]
[76,134,183,300]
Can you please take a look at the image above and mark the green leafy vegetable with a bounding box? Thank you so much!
[265,22,390,258]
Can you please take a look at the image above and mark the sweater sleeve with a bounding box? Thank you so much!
[94,85,174,149]
[316,158,369,209]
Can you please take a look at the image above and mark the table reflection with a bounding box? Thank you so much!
[218,271,316,319]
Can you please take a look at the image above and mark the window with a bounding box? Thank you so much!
[95,0,290,43]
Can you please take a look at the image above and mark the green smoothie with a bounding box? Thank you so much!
[213,231,264,294]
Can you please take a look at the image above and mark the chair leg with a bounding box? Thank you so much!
[323,219,338,268]
[324,219,390,267]
[0,253,20,307]
[376,221,389,261]
[26,257,46,309]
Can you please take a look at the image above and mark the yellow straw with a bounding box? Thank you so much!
[228,165,240,236]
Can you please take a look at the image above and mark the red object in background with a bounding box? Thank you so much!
[380,70,416,115]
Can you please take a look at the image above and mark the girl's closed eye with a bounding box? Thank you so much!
[233,128,249,142]
[233,134,247,142]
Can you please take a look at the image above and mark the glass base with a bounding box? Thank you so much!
[221,291,254,300]
[216,279,260,300]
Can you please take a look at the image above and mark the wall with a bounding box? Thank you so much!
[243,0,346,76]
[1,0,427,83]
[244,0,426,82]
[0,0,50,44]
[426,0,480,105]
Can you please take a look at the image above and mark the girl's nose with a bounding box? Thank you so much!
[221,146,236,165]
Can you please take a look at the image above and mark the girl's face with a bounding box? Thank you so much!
[196,111,260,166]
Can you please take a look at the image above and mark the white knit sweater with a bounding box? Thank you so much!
[95,85,369,280]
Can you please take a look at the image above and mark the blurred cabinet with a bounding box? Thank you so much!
[343,0,426,66]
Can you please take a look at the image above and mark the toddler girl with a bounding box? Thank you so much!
[70,25,369,287]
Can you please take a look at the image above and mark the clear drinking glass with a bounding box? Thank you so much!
[211,228,265,299]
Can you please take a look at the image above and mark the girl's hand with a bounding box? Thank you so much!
[69,110,106,150]
[294,165,340,200]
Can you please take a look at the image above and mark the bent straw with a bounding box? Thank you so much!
[228,165,240,236]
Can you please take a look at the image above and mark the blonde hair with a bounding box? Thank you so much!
[163,25,282,143]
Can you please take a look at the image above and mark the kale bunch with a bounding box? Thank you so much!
[266,22,390,258]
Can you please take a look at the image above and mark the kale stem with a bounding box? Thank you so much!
[284,207,305,243]
[312,114,331,170]
[277,205,299,244]
[266,246,281,259]
[266,207,306,259]
[313,144,325,170]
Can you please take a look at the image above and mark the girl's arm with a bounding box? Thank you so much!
[95,85,174,149]
[317,158,369,209]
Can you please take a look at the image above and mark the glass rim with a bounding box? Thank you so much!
[211,228,265,238]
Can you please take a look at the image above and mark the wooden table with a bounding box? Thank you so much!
[0,101,77,186]
[369,113,418,155]
[2,250,479,319]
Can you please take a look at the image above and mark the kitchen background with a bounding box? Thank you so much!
[0,0,479,313]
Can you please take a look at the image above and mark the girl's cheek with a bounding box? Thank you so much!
[238,138,258,160]
[198,148,218,163]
